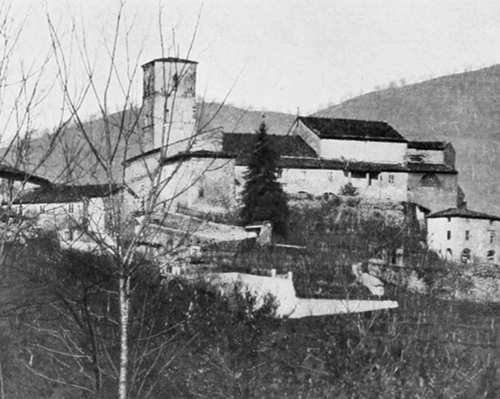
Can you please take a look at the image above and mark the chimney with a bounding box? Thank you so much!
[142,57,198,155]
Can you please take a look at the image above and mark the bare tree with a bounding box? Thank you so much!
[9,2,234,398]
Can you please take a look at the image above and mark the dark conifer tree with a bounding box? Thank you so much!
[240,121,289,237]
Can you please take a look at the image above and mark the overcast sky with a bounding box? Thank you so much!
[6,0,500,133]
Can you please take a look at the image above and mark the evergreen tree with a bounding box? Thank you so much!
[240,121,289,237]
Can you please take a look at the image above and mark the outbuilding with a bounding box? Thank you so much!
[426,207,500,264]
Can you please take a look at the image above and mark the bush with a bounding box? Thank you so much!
[339,182,359,196]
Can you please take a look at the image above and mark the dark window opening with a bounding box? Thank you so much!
[446,248,452,258]
[351,171,365,179]
[409,154,425,162]
[465,230,470,240]
[447,230,451,240]
[487,250,495,261]
[461,248,471,263]
[490,231,495,244]
[368,172,379,186]
[420,173,441,187]
[198,186,205,199]
[388,174,395,184]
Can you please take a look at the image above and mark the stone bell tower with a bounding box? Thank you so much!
[142,57,197,155]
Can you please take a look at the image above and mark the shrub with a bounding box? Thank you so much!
[339,182,359,196]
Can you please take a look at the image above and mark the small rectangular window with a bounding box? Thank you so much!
[39,205,45,213]
[447,230,451,240]
[388,174,395,184]
[447,217,451,222]
[490,231,495,244]
[465,230,470,240]
[68,203,74,213]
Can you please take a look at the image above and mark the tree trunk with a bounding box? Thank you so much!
[119,274,130,399]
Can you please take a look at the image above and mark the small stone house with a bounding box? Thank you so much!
[426,207,500,264]
[11,183,126,239]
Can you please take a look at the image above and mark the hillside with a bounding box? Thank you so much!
[3,102,295,184]
[316,65,500,214]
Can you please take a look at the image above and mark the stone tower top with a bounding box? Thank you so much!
[142,57,198,153]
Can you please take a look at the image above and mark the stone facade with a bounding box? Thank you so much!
[142,58,197,155]
[427,208,500,264]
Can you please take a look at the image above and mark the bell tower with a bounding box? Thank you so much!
[142,57,197,155]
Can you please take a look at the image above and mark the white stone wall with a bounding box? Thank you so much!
[127,156,237,214]
[427,217,500,263]
[17,198,107,234]
[234,166,408,201]
[142,60,197,155]
[407,173,458,212]
[319,139,407,163]
[407,148,444,164]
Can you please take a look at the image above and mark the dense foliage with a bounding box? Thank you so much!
[0,210,499,398]
[240,121,289,237]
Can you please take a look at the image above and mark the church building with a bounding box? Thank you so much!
[124,57,460,216]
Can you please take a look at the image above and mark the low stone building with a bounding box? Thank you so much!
[0,164,51,204]
[11,183,127,240]
[426,207,500,264]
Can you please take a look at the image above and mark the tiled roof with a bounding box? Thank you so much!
[222,133,317,158]
[298,116,407,143]
[0,164,50,186]
[427,208,500,221]
[408,141,448,150]
[407,163,457,174]
[12,184,124,204]
[236,156,407,172]
[235,157,457,174]
[160,150,235,166]
[141,57,198,68]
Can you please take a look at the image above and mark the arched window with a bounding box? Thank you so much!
[420,173,441,187]
[487,250,495,262]
[461,248,471,263]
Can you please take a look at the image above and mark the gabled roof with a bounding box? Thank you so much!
[427,208,500,221]
[12,184,124,204]
[0,164,51,186]
[222,133,317,158]
[160,150,235,166]
[408,141,449,150]
[298,116,407,143]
